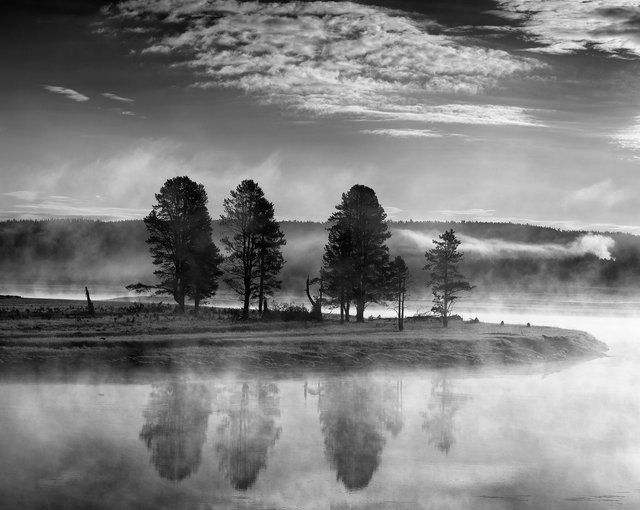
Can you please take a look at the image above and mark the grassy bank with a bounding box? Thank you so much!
[0,297,608,378]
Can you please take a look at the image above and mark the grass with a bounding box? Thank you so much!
[0,297,608,379]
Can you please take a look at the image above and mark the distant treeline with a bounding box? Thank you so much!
[1,218,640,297]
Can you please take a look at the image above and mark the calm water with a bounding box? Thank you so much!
[1,313,640,509]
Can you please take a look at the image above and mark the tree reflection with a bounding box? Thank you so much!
[139,382,212,481]
[422,377,466,454]
[317,378,403,490]
[214,382,281,491]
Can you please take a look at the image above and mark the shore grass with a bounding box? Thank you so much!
[0,297,608,379]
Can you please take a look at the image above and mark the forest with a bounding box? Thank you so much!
[1,217,639,300]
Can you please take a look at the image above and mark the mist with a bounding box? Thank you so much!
[2,219,640,304]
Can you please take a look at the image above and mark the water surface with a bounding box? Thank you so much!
[1,313,639,509]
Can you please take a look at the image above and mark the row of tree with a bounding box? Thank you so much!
[144,177,472,327]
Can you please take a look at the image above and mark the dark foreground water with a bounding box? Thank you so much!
[1,313,640,510]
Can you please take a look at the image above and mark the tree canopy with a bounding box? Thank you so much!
[220,179,286,319]
[424,229,472,327]
[321,184,391,322]
[144,176,222,313]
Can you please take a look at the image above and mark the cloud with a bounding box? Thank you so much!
[496,0,640,56]
[10,202,149,220]
[571,179,630,207]
[432,208,497,218]
[106,0,546,127]
[102,92,135,103]
[612,118,640,151]
[361,129,442,138]
[397,229,615,260]
[43,85,90,102]
[2,190,40,201]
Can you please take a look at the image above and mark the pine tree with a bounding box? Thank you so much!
[321,185,391,323]
[389,256,409,331]
[254,198,286,314]
[144,176,222,313]
[424,229,472,327]
[220,180,285,319]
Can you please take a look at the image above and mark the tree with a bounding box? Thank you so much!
[321,185,391,323]
[187,235,223,314]
[144,176,222,313]
[253,198,286,314]
[321,223,354,323]
[220,180,285,319]
[424,229,472,327]
[389,256,409,331]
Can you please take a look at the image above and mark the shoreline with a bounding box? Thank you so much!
[0,298,609,374]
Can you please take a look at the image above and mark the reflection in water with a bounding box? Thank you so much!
[422,377,466,454]
[317,378,403,490]
[139,382,212,481]
[214,382,282,491]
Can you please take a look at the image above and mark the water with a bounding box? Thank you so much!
[1,313,640,509]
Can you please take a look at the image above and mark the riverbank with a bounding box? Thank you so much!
[0,297,608,376]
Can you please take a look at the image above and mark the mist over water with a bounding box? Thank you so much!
[1,304,640,509]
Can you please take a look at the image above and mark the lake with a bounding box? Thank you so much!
[1,311,639,509]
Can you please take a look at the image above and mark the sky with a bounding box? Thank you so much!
[2,0,640,232]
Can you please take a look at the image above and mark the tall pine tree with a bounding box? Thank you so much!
[424,229,472,327]
[220,180,285,319]
[144,176,222,313]
[322,185,391,323]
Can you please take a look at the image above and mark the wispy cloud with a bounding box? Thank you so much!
[571,179,630,208]
[106,0,546,127]
[361,129,442,138]
[432,208,497,217]
[497,0,640,56]
[2,190,40,201]
[43,85,90,102]
[102,92,135,103]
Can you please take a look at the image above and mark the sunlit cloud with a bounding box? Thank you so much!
[612,118,640,152]
[105,0,547,127]
[102,92,135,103]
[361,129,442,138]
[43,85,90,102]
[497,0,640,56]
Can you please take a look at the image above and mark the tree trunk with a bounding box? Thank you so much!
[339,288,345,324]
[345,301,351,322]
[356,297,365,323]
[194,296,200,316]
[258,249,265,315]
[398,282,404,332]
[177,293,185,314]
[85,287,95,317]
[242,275,251,319]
